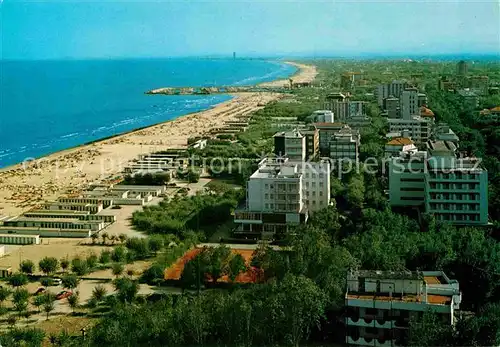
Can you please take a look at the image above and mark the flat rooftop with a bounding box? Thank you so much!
[346,293,451,305]
[25,209,89,215]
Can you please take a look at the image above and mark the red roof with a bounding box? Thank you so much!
[386,137,414,146]
[420,106,435,117]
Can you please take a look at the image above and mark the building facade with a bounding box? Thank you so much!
[234,158,331,238]
[386,97,400,119]
[330,128,360,162]
[345,270,461,347]
[388,117,433,145]
[302,129,319,160]
[389,151,427,207]
[400,88,419,120]
[425,141,488,225]
[273,129,306,161]
[314,122,347,156]
[376,80,409,108]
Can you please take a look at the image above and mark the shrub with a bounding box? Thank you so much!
[71,258,89,276]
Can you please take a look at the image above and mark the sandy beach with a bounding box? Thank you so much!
[0,62,317,217]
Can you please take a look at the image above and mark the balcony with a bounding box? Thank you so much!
[346,336,393,347]
[347,317,394,329]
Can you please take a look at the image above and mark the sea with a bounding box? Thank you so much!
[0,58,297,168]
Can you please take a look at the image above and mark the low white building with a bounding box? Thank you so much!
[346,270,461,347]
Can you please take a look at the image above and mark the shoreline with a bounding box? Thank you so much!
[0,61,306,173]
[0,61,316,216]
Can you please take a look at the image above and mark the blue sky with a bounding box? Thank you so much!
[1,0,499,60]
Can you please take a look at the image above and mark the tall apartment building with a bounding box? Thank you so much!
[341,72,364,90]
[329,128,360,162]
[389,139,489,225]
[456,60,468,76]
[467,76,489,96]
[389,151,427,206]
[314,122,347,156]
[345,270,461,347]
[376,80,408,108]
[324,100,367,121]
[418,93,428,107]
[400,88,419,120]
[311,110,334,123]
[233,158,330,238]
[301,129,319,160]
[458,89,479,109]
[425,141,488,225]
[386,97,400,119]
[273,129,306,161]
[388,117,433,145]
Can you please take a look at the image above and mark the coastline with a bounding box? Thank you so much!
[0,61,317,216]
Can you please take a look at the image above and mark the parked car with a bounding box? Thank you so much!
[52,278,62,286]
[34,287,46,296]
[56,290,72,300]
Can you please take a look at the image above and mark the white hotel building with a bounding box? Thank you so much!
[234,157,330,238]
[345,270,461,347]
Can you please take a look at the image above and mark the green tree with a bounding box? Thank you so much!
[0,286,11,307]
[71,257,89,276]
[113,277,139,303]
[148,235,164,255]
[111,263,125,278]
[228,254,247,283]
[67,292,79,313]
[32,295,45,313]
[19,260,35,275]
[206,245,232,283]
[344,174,365,210]
[111,246,127,263]
[99,250,111,264]
[43,293,56,320]
[12,288,30,317]
[101,232,109,245]
[277,274,327,347]
[38,257,59,276]
[8,273,28,287]
[61,274,80,290]
[86,253,98,270]
[91,284,107,302]
[187,169,200,183]
[118,233,127,244]
[60,257,70,273]
[408,309,454,346]
[141,263,165,285]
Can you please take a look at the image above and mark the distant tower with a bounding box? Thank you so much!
[457,60,468,76]
[233,52,236,60]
